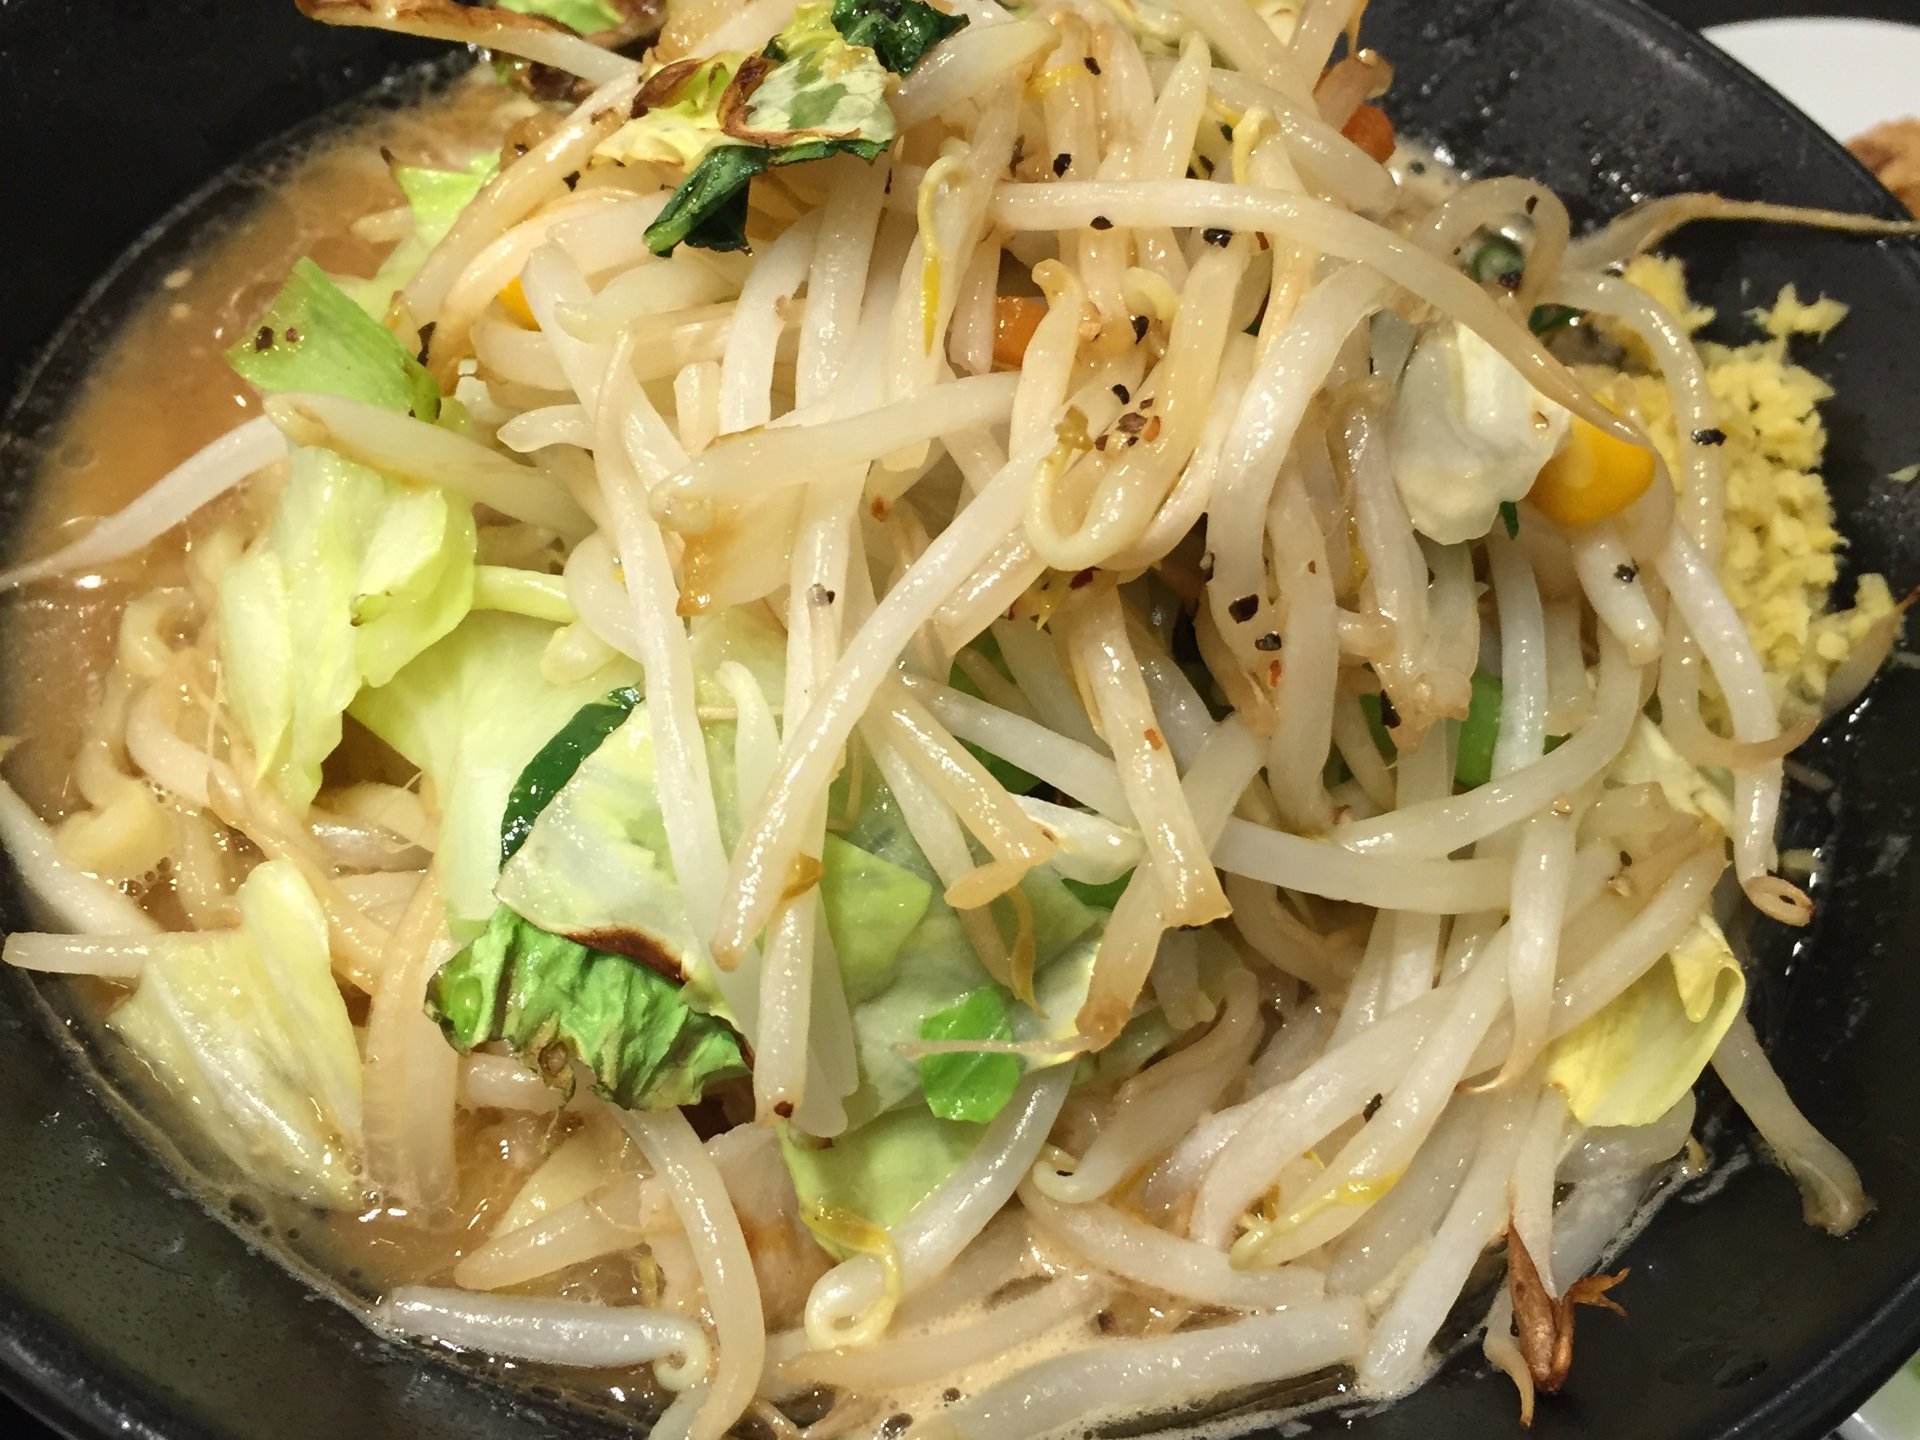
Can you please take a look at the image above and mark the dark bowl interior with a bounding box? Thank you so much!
[3,1,1920,1438]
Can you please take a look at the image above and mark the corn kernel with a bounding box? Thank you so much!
[1528,414,1657,526]
[497,277,537,329]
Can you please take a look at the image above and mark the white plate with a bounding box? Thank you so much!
[1705,16,1920,142]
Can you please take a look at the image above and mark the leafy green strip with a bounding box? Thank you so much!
[831,0,967,74]
[918,985,1021,1122]
[499,686,642,863]
[645,138,888,255]
[429,907,749,1110]
[226,258,441,420]
[496,0,623,33]
[1356,669,1564,792]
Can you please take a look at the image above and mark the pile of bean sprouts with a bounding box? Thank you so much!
[0,1,1892,1438]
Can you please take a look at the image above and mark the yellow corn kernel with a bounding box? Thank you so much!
[1529,414,1657,526]
[496,277,537,329]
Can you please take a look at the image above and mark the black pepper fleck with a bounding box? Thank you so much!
[1254,632,1283,652]
[809,583,836,606]
[879,1415,913,1440]
[1363,1093,1384,1120]
[562,170,581,191]
[1692,427,1728,447]
[943,1388,963,1404]
[1409,159,1427,175]
[1111,383,1131,403]
[416,320,437,366]
[1227,594,1259,623]
[1069,568,1096,589]
[1614,562,1639,583]
[1525,195,1539,214]
[1083,55,1101,75]
[1053,152,1072,177]
[1196,154,1216,175]
[1131,314,1149,342]
[253,326,274,353]
[1202,226,1232,247]
[1091,215,1114,230]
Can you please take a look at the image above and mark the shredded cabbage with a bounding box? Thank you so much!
[218,446,477,807]
[106,861,364,1207]
[350,611,640,934]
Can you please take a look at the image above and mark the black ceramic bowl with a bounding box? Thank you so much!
[3,2,1919,1438]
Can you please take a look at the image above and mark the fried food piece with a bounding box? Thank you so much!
[1850,118,1920,215]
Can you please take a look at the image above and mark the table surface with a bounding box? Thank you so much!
[0,1,1903,1438]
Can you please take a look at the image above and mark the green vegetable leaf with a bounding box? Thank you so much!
[217,447,476,807]
[1454,669,1504,789]
[1464,233,1526,287]
[918,986,1022,1122]
[107,861,364,1207]
[336,152,501,320]
[780,1102,985,1255]
[1062,871,1132,910]
[820,834,935,1005]
[350,612,640,935]
[227,258,441,419]
[619,3,906,255]
[1498,499,1521,538]
[831,0,967,74]
[501,687,643,865]
[645,146,772,255]
[429,906,748,1110]
[496,0,623,32]
[1529,302,1584,337]
[948,653,1039,795]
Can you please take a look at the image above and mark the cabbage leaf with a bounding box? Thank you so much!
[495,676,1105,1125]
[1546,911,1746,1127]
[349,611,640,935]
[598,0,965,254]
[107,860,364,1207]
[918,985,1021,1123]
[218,446,476,807]
[428,905,748,1110]
[496,0,623,32]
[227,258,441,419]
[338,153,499,319]
[780,1101,985,1256]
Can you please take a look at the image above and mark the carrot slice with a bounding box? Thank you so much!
[993,296,1046,369]
[1342,103,1397,164]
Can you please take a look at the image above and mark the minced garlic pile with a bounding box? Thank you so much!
[1605,255,1897,722]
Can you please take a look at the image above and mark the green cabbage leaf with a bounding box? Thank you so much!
[107,860,364,1207]
[217,446,476,808]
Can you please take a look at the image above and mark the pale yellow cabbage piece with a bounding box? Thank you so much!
[107,860,365,1207]
[1546,911,1745,1128]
